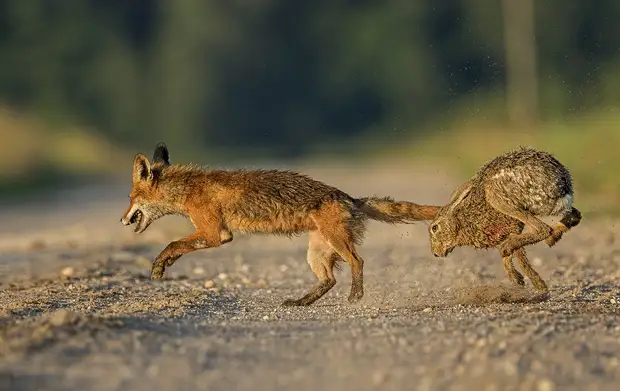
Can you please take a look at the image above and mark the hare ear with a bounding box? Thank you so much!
[152,142,170,166]
[133,153,152,183]
[447,181,472,213]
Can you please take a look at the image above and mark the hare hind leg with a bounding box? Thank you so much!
[485,192,553,257]
[545,207,582,247]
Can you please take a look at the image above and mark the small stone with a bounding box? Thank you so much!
[48,309,77,327]
[193,267,205,275]
[61,267,75,277]
[372,371,387,386]
[537,379,554,391]
[204,280,215,288]
[611,298,616,304]
[262,315,269,321]
[255,279,267,288]
[217,273,229,281]
[30,239,46,250]
[532,257,543,267]
[241,277,251,285]
[66,240,78,249]
[110,251,135,263]
[134,256,151,268]
[422,307,432,313]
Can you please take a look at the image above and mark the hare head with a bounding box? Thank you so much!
[428,180,473,257]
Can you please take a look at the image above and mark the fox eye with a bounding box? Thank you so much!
[431,224,439,233]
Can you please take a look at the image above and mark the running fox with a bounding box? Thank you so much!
[121,143,440,306]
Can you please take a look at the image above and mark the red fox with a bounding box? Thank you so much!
[121,143,440,306]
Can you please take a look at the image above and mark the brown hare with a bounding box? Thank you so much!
[428,147,582,291]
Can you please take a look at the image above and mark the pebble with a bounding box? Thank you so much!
[217,273,229,281]
[61,267,75,277]
[134,256,151,268]
[30,239,46,250]
[204,280,215,288]
[48,309,77,327]
[611,298,616,304]
[372,371,387,386]
[422,307,432,313]
[193,267,205,275]
[110,251,135,263]
[537,379,555,391]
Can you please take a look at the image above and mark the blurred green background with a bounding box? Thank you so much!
[0,1,618,213]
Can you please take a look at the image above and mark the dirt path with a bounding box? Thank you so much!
[0,165,618,391]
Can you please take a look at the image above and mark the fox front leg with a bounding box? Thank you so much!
[151,230,232,279]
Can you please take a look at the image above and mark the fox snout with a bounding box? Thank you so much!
[121,204,138,225]
[120,204,148,233]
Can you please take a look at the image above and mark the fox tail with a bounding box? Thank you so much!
[354,196,441,224]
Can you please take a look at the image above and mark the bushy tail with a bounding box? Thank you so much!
[354,196,441,224]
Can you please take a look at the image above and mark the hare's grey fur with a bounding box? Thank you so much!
[428,146,582,291]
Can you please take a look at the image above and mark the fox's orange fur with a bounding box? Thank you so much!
[121,143,440,306]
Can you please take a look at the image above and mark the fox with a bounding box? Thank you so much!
[120,142,441,306]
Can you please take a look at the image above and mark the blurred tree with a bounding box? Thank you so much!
[0,0,619,158]
[502,0,538,127]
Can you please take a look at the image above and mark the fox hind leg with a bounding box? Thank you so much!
[281,231,339,306]
[325,235,365,304]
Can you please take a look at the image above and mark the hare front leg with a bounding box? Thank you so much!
[503,255,525,286]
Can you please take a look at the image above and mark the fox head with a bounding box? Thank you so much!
[120,142,174,234]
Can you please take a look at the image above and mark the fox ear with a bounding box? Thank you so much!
[133,153,152,183]
[152,142,170,166]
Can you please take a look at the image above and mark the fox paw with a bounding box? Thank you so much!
[281,299,305,307]
[347,289,364,304]
[151,262,166,279]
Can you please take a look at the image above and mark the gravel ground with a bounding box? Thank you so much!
[0,165,618,391]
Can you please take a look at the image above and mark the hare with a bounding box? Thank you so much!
[428,147,582,291]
